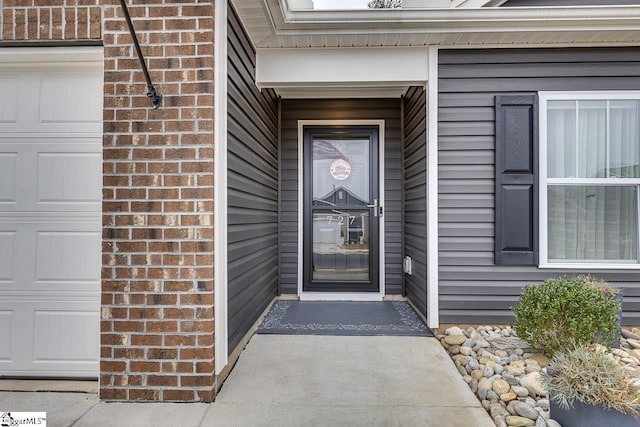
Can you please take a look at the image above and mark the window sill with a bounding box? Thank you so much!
[539,263,640,270]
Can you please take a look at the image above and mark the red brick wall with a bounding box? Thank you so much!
[1,0,102,41]
[2,0,216,402]
[101,2,215,402]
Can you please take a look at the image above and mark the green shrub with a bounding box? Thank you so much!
[512,276,620,357]
[542,344,640,416]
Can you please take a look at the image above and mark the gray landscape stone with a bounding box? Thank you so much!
[514,402,540,420]
[535,416,547,427]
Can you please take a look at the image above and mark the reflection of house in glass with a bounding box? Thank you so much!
[312,187,370,280]
[595,165,640,178]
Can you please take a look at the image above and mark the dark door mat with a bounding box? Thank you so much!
[257,301,433,337]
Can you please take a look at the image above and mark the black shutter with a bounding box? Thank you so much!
[495,95,538,265]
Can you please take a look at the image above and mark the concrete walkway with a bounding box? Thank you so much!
[0,335,495,427]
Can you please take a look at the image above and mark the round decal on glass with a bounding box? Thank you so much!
[329,159,351,180]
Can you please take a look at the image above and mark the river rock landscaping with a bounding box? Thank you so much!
[437,325,640,427]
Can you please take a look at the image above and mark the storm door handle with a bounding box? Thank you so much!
[367,199,378,217]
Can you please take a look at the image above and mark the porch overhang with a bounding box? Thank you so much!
[232,0,640,48]
[255,47,428,98]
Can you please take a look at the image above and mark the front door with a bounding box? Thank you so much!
[303,126,380,292]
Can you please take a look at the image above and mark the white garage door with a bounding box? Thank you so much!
[0,48,102,378]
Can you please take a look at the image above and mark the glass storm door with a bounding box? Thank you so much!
[303,126,380,292]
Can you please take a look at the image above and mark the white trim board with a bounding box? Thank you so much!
[297,120,386,301]
[0,46,103,65]
[256,47,429,99]
[426,46,439,329]
[256,47,429,96]
[538,90,640,271]
[214,0,229,376]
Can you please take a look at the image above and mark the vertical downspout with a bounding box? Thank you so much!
[427,46,439,329]
[214,0,229,377]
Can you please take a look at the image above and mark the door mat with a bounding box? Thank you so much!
[257,301,433,337]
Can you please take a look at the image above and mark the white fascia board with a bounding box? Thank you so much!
[278,6,640,33]
[256,47,429,89]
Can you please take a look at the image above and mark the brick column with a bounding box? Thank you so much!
[101,2,215,402]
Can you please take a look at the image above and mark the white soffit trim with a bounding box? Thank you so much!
[214,0,229,376]
[256,47,429,97]
[233,0,640,48]
[278,5,640,31]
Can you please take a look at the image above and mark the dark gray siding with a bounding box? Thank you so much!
[502,0,640,6]
[438,47,640,325]
[279,99,403,295]
[403,87,428,315]
[227,5,279,353]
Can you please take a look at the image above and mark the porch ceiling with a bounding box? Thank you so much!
[231,0,640,49]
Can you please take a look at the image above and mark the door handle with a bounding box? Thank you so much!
[367,199,378,217]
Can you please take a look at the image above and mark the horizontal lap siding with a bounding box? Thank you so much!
[404,87,428,315]
[279,99,403,295]
[438,47,640,325]
[227,6,279,354]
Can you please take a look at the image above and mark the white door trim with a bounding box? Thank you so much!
[297,120,385,301]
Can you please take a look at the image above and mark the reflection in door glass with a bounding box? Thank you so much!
[312,210,370,281]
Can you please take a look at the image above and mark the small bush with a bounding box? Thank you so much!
[542,344,640,416]
[512,276,620,357]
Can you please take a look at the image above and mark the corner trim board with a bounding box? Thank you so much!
[214,0,229,376]
[427,46,439,329]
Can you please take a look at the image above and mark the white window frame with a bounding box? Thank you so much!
[539,91,640,270]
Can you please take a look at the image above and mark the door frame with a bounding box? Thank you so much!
[297,120,385,301]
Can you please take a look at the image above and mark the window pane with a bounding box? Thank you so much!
[312,210,370,281]
[609,100,640,178]
[548,185,638,262]
[312,138,369,206]
[547,100,576,178]
[577,100,607,178]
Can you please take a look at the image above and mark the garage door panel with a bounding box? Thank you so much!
[0,74,19,124]
[39,73,102,128]
[0,231,16,283]
[37,153,101,204]
[33,310,100,362]
[0,153,17,204]
[36,230,101,283]
[0,69,101,134]
[0,141,101,212]
[0,311,13,361]
[0,219,99,292]
[0,299,99,376]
